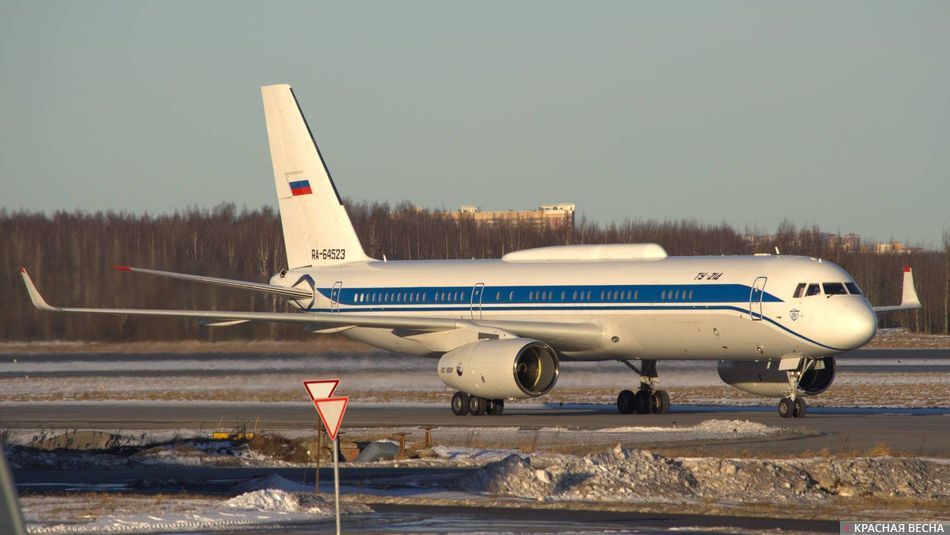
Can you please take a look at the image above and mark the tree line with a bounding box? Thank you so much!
[1,203,947,341]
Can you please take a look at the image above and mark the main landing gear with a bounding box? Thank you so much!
[616,359,670,414]
[777,358,816,418]
[451,391,504,416]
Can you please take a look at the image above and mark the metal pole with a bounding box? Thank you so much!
[315,426,322,494]
[333,437,341,535]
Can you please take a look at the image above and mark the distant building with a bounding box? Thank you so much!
[840,233,861,253]
[436,203,575,229]
[872,240,923,255]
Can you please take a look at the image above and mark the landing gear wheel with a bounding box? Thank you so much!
[778,397,794,418]
[635,390,652,414]
[617,390,636,414]
[652,390,670,414]
[468,395,486,416]
[793,398,806,418]
[486,399,505,416]
[451,392,469,416]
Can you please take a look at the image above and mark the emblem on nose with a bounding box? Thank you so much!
[789,309,800,321]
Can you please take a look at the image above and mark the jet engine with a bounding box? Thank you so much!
[437,338,559,399]
[717,357,836,397]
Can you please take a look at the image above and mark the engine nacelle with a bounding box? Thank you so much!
[437,339,559,399]
[717,357,836,398]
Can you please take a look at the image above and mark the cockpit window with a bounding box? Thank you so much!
[823,282,848,295]
[793,283,807,298]
[845,282,863,295]
[805,283,821,297]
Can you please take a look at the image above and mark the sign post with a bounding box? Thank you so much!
[304,380,348,535]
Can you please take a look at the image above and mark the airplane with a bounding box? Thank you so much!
[19,83,922,419]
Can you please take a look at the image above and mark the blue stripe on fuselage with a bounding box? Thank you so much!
[316,283,781,307]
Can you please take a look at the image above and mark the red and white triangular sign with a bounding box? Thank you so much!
[314,396,349,441]
[303,379,339,402]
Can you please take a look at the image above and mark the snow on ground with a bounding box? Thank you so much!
[18,444,949,532]
[23,491,371,534]
[455,446,950,505]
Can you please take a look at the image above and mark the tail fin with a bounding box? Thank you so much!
[261,84,370,268]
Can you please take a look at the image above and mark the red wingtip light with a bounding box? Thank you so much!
[113,265,132,272]
[19,266,26,274]
[903,266,911,273]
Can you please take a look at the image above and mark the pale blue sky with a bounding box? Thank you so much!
[1,1,948,246]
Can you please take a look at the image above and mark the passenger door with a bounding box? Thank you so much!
[470,283,485,319]
[330,281,343,314]
[749,276,767,320]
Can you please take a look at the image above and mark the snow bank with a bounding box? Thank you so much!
[458,446,950,505]
[29,487,372,534]
[591,418,775,436]
[224,489,303,512]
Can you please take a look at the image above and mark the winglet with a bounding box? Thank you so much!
[872,267,922,313]
[900,267,921,309]
[19,268,57,311]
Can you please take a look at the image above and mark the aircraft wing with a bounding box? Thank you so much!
[111,265,313,300]
[872,267,922,313]
[19,268,602,350]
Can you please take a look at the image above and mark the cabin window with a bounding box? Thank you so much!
[561,290,566,300]
[509,290,515,301]
[422,292,427,302]
[845,282,863,295]
[823,282,848,295]
[806,283,821,297]
[634,290,639,300]
[688,290,694,300]
[674,290,680,300]
[661,290,666,300]
[793,283,807,298]
[496,291,501,301]
[529,291,535,300]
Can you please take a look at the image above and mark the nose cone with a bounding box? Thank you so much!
[832,300,877,350]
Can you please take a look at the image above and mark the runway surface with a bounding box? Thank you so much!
[3,402,947,456]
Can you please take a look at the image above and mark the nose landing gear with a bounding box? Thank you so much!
[778,358,816,418]
[616,359,670,414]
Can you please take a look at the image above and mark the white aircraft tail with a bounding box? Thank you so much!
[261,84,370,268]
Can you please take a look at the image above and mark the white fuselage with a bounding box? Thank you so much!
[271,254,877,362]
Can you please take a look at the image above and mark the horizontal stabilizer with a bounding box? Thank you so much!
[112,265,312,300]
[872,267,922,313]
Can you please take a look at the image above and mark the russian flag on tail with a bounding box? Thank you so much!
[289,179,312,196]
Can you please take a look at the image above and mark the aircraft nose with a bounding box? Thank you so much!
[835,301,877,349]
